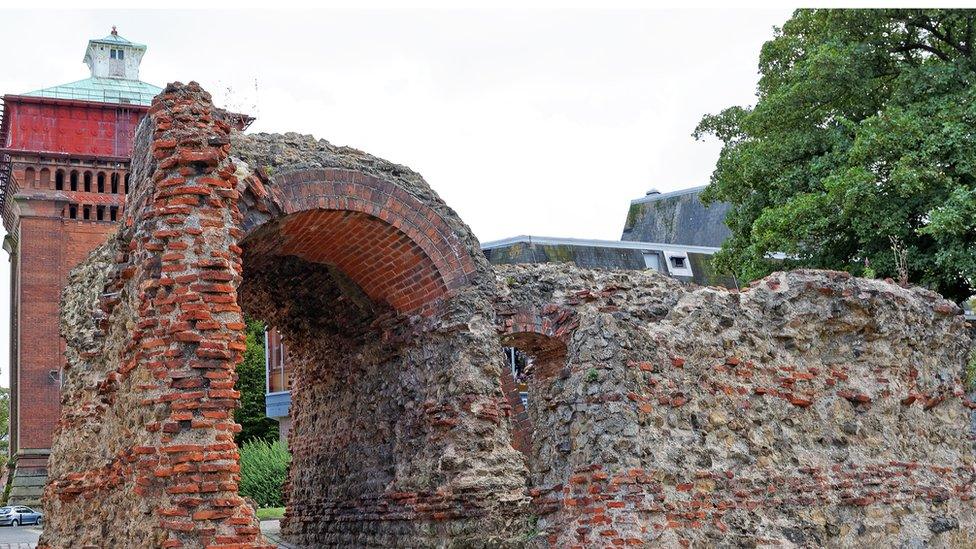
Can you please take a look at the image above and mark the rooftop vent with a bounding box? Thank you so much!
[645,188,661,196]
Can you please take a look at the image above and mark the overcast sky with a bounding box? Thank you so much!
[0,8,793,386]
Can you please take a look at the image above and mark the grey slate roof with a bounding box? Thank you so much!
[481,235,736,288]
[622,186,731,248]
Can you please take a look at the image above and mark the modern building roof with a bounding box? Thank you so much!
[629,185,709,205]
[480,235,720,255]
[622,185,732,248]
[21,77,161,106]
[481,234,736,288]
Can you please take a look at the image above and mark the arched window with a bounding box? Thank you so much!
[39,168,50,189]
[82,205,91,220]
[83,172,92,193]
[109,206,119,222]
[124,173,130,194]
[22,168,36,188]
[69,204,78,219]
[96,205,105,221]
[111,173,119,194]
[97,172,106,193]
[55,170,65,191]
[70,170,78,191]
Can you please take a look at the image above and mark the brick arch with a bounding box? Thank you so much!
[497,305,575,468]
[499,305,576,362]
[239,168,478,314]
[43,82,531,549]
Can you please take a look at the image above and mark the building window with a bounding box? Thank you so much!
[83,172,92,193]
[110,49,124,60]
[70,171,78,191]
[69,205,78,219]
[642,252,661,271]
[663,251,694,277]
[96,206,105,221]
[266,328,291,393]
[23,168,36,188]
[124,174,130,194]
[55,170,65,191]
[110,206,118,222]
[97,172,105,193]
[111,173,119,194]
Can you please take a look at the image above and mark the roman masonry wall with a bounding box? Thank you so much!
[40,82,530,548]
[495,264,975,548]
[42,81,974,548]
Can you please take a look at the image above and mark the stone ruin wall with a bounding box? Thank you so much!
[41,82,975,548]
[496,265,975,548]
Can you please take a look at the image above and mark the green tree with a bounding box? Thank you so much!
[695,9,976,301]
[234,318,279,444]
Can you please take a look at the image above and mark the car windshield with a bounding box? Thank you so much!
[0,507,9,512]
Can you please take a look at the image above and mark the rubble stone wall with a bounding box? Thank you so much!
[495,264,975,548]
[42,81,975,549]
[41,82,529,548]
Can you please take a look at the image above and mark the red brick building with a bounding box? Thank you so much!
[0,29,161,504]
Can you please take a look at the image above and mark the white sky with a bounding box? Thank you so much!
[0,8,793,386]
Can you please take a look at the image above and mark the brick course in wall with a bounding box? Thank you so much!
[42,83,530,548]
[495,264,976,548]
[41,82,975,548]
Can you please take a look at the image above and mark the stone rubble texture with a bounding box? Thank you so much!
[42,82,975,548]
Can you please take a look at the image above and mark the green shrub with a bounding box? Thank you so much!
[239,439,291,507]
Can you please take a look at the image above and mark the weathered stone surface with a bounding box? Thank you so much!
[496,264,975,548]
[41,82,530,548]
[42,81,974,549]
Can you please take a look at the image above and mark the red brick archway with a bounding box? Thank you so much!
[239,168,479,314]
[41,82,531,548]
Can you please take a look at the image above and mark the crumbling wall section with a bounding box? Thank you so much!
[42,82,531,548]
[497,264,975,548]
[42,80,975,549]
[40,83,274,548]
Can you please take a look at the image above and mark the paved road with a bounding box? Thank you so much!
[260,520,297,549]
[0,524,40,549]
[0,522,282,548]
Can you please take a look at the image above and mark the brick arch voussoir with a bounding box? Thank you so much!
[261,168,480,312]
[498,305,577,360]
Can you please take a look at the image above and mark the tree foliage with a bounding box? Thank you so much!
[696,9,976,301]
[234,318,279,445]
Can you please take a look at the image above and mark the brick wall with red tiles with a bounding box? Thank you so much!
[41,82,533,548]
[39,83,274,548]
[39,81,975,548]
[13,207,118,455]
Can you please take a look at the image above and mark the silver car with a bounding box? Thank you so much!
[0,506,42,526]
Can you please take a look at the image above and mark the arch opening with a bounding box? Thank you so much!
[42,84,531,548]
[500,330,568,487]
[233,178,529,545]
